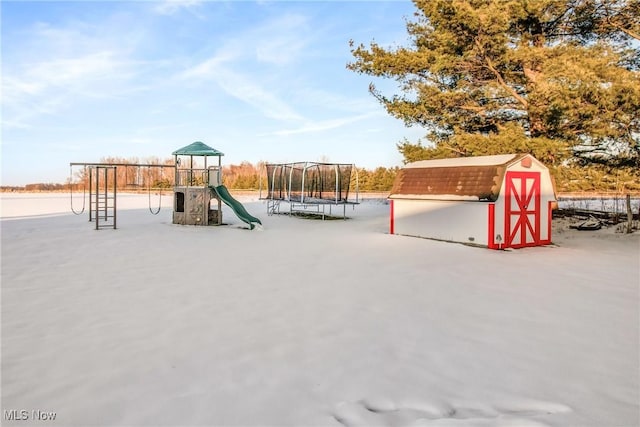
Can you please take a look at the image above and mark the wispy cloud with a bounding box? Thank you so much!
[266,112,380,136]
[1,94,67,130]
[129,137,153,145]
[181,58,305,121]
[26,51,125,91]
[178,12,314,121]
[293,87,381,114]
[1,17,158,129]
[180,50,238,79]
[153,0,205,16]
[218,70,305,121]
[254,14,310,65]
[2,50,141,128]
[255,36,308,66]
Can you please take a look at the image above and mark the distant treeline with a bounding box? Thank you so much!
[4,158,399,193]
[222,161,399,192]
[1,183,70,192]
[5,156,638,193]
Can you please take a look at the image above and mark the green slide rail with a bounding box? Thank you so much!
[212,185,262,230]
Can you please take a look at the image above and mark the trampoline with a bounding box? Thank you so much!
[261,162,359,219]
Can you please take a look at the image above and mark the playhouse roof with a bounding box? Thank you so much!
[389,153,540,201]
[172,141,224,156]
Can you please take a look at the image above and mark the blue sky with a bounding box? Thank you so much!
[1,0,426,186]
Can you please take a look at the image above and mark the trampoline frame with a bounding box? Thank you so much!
[260,162,359,219]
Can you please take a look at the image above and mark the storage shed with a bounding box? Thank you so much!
[388,154,556,249]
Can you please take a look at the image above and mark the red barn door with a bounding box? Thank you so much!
[504,171,541,248]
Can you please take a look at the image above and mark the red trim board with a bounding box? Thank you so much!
[389,199,395,235]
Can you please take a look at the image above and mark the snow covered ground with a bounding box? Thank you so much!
[1,192,638,427]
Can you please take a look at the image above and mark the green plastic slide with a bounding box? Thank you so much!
[212,185,262,230]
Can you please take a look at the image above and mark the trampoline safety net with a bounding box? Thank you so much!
[264,162,355,203]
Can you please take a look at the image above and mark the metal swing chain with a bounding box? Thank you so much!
[148,166,162,215]
[70,165,86,215]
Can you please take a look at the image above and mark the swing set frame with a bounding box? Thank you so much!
[69,162,174,225]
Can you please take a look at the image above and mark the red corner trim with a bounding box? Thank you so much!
[389,199,395,235]
[541,200,553,244]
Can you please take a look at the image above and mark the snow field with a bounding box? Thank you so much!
[1,193,638,426]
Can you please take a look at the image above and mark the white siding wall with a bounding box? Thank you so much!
[393,200,489,246]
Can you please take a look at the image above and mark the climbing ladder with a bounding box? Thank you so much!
[89,166,117,230]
